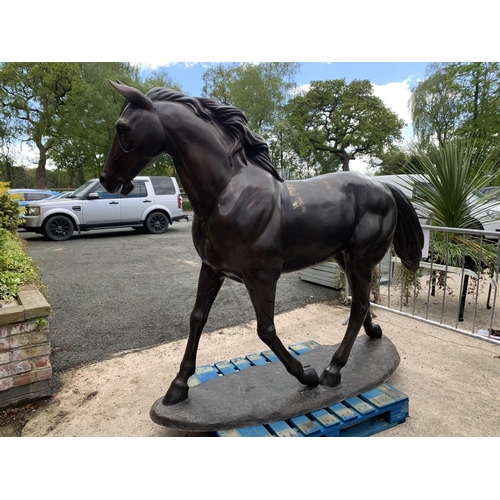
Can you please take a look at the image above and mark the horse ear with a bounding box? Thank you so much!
[109,80,154,111]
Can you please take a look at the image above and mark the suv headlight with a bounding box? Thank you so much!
[26,206,40,216]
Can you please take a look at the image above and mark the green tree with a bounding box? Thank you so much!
[0,114,16,183]
[265,119,312,179]
[410,62,500,168]
[201,63,300,175]
[202,63,299,135]
[49,62,141,186]
[0,62,80,188]
[372,146,424,175]
[409,63,462,148]
[285,79,405,173]
[139,67,182,181]
[448,63,500,147]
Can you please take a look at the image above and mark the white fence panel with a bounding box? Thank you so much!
[366,225,500,345]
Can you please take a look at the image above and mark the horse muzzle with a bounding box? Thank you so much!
[100,172,135,196]
[120,181,135,196]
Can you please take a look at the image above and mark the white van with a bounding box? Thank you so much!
[22,176,187,241]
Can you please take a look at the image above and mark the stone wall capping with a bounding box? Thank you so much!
[0,285,52,410]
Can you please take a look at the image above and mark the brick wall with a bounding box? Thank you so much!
[0,285,52,410]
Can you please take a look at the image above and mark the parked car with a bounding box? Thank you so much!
[22,176,187,241]
[7,188,59,206]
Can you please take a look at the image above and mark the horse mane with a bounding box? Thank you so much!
[145,87,284,182]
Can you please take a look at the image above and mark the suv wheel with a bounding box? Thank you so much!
[43,215,74,241]
[145,211,169,234]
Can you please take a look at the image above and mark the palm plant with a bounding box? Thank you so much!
[408,139,500,275]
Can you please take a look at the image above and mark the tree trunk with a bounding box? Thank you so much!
[35,146,48,189]
[2,157,13,184]
[77,164,85,186]
[341,154,350,171]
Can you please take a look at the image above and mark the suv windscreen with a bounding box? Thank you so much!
[69,180,97,199]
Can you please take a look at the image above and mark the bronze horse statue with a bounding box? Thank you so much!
[100,81,424,406]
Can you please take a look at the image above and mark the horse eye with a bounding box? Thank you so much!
[116,125,129,135]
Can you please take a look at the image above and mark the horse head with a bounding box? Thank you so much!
[101,81,167,195]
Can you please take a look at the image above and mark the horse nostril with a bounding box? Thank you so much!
[99,174,107,185]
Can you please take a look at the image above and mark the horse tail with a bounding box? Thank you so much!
[387,184,424,273]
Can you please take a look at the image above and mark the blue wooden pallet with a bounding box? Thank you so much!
[186,340,409,437]
[216,382,408,437]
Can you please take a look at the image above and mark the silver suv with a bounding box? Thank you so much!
[22,176,187,241]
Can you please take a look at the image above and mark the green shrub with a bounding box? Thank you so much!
[182,199,192,211]
[0,181,24,233]
[0,228,42,301]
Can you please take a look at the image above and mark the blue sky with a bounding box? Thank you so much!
[139,62,429,98]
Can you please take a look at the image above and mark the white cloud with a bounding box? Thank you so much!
[134,62,210,71]
[373,80,412,125]
[372,79,414,141]
[350,158,371,173]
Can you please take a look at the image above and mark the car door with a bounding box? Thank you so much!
[119,180,151,224]
[82,183,121,226]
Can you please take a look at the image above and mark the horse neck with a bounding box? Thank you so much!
[158,101,237,220]
[172,144,234,221]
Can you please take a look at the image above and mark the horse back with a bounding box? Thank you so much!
[280,172,396,272]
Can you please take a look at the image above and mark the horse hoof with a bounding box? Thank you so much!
[366,324,383,339]
[162,381,189,406]
[300,365,319,387]
[319,369,341,387]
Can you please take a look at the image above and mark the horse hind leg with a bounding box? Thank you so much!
[333,253,382,339]
[162,263,224,406]
[363,310,382,338]
[245,269,319,387]
[321,255,376,387]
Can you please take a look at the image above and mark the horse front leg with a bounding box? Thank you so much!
[320,256,374,387]
[162,262,224,406]
[244,269,319,387]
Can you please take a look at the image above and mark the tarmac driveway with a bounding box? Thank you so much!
[19,219,335,389]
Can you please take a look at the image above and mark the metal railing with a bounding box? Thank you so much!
[348,225,500,346]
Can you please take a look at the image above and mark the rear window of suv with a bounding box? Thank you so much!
[150,177,176,195]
